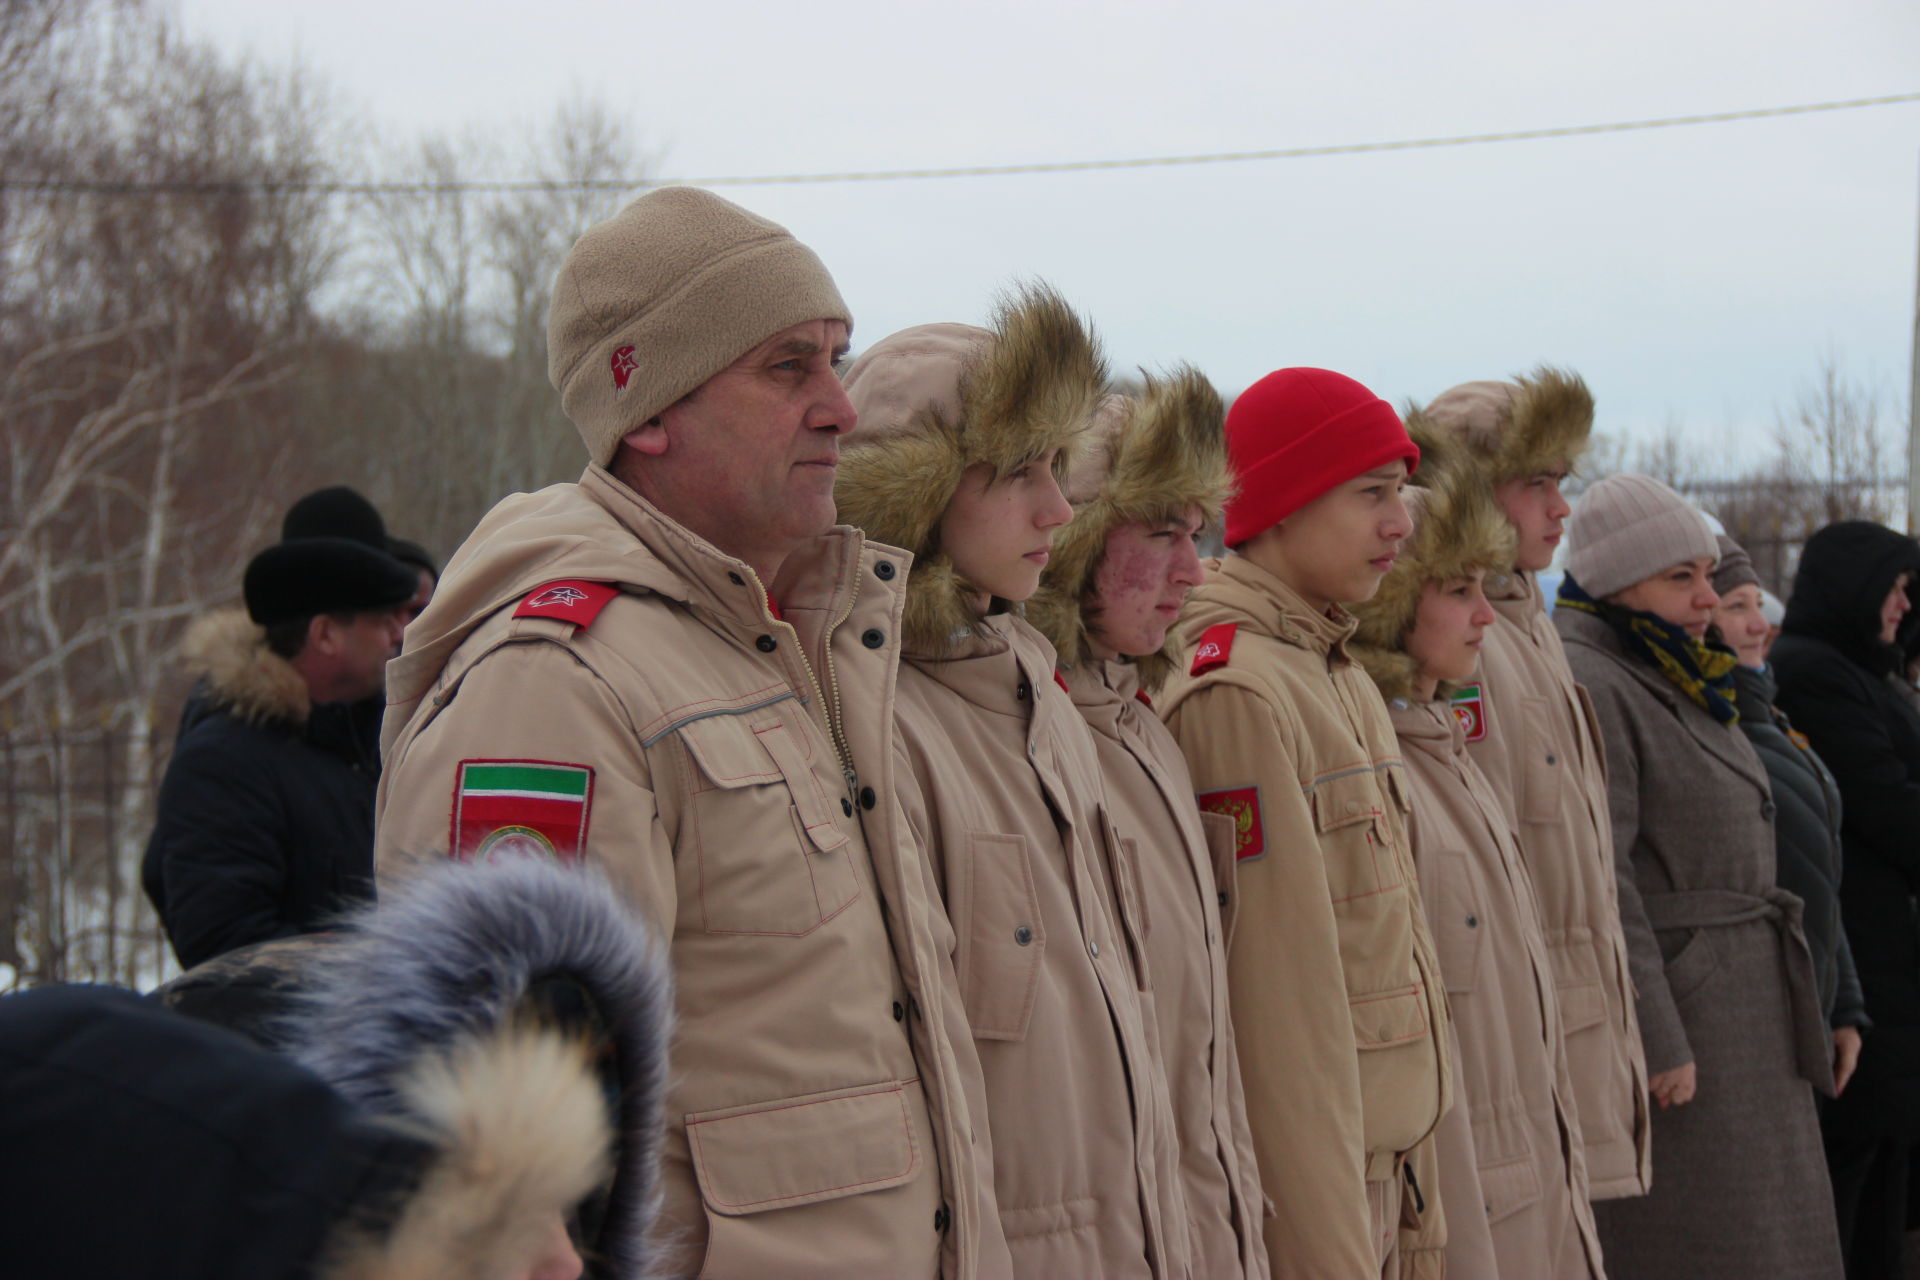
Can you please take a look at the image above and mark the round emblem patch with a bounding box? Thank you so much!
[473,825,558,861]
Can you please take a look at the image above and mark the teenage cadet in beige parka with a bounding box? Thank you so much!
[1027,370,1271,1280]
[1409,371,1651,1201]
[1158,367,1452,1279]
[834,288,1188,1279]
[1556,475,1842,1279]
[374,188,1008,1280]
[1350,432,1605,1279]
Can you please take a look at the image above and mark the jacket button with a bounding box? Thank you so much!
[860,786,877,810]
[1089,941,1101,958]
[892,1001,906,1022]
[862,628,886,648]
[1014,925,1034,946]
[1016,679,1031,700]
[841,797,854,817]
[728,571,744,585]
[1761,800,1777,821]
[1466,915,1478,928]
[875,560,896,580]
[934,1205,950,1232]
[756,635,777,652]
[1218,890,1230,908]
[1545,753,1557,765]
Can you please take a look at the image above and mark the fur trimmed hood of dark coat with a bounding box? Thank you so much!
[1350,423,1516,701]
[290,854,673,1280]
[1405,365,1595,486]
[180,607,312,726]
[1028,365,1234,691]
[835,282,1106,657]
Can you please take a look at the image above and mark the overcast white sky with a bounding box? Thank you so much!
[174,0,1920,465]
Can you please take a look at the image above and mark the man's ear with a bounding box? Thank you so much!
[622,415,668,458]
[305,613,338,657]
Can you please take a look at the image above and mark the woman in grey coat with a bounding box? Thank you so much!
[1554,475,1842,1279]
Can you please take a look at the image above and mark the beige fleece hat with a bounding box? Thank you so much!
[1565,473,1718,599]
[546,186,851,466]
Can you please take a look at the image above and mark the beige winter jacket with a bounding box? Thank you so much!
[374,467,1010,1279]
[1159,554,1452,1278]
[1063,657,1272,1280]
[893,613,1186,1279]
[1459,571,1651,1199]
[1393,698,1607,1279]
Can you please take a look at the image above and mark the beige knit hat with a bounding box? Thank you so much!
[1565,473,1718,599]
[546,187,851,466]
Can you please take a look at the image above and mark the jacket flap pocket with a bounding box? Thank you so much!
[1550,941,1607,1033]
[679,712,784,789]
[1310,769,1386,834]
[1475,1154,1542,1226]
[688,1080,920,1217]
[1199,811,1240,947]
[1350,985,1430,1049]
[1428,850,1485,995]
[953,831,1044,1041]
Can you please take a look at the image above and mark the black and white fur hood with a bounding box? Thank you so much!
[289,854,674,1280]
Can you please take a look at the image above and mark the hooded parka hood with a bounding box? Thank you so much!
[835,282,1106,656]
[1406,365,1595,486]
[1782,520,1920,678]
[1028,366,1234,691]
[1350,425,1516,701]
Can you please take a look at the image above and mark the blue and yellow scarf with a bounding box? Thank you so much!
[1558,574,1741,725]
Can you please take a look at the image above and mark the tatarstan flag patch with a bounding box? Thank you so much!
[1450,683,1489,743]
[1198,785,1265,862]
[451,760,594,863]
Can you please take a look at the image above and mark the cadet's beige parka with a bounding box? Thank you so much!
[834,288,1188,1278]
[1159,554,1452,1279]
[374,466,1010,1279]
[1410,370,1652,1199]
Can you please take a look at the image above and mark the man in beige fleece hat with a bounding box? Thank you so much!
[374,187,1010,1278]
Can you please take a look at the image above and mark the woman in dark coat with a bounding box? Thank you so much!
[1555,475,1841,1279]
[1710,535,1870,1068]
[1770,520,1920,1280]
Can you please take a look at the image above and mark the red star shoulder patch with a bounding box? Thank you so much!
[1190,623,1238,676]
[450,759,594,863]
[1198,785,1265,862]
[513,580,618,629]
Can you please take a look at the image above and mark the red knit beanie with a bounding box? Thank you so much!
[1223,367,1420,547]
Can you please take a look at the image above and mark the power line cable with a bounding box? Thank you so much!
[7,90,1918,197]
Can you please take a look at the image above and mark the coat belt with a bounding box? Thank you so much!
[1641,887,1835,1096]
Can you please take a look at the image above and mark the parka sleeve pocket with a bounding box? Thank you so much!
[676,710,860,936]
[687,1079,922,1216]
[1309,769,1401,902]
[1426,850,1485,996]
[950,831,1044,1041]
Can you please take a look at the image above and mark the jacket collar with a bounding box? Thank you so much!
[1180,553,1358,660]
[904,613,1033,716]
[181,610,311,727]
[1387,697,1458,761]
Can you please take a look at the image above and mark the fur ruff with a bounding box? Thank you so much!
[1029,366,1232,690]
[1405,365,1595,484]
[836,282,1106,657]
[292,855,673,1279]
[1351,422,1517,702]
[180,608,310,725]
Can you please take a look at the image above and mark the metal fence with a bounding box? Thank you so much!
[2,728,176,992]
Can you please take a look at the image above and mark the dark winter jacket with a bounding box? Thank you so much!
[142,611,382,968]
[1772,521,1920,1120]
[1730,662,1867,1027]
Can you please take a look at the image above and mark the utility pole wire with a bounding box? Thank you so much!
[7,90,1920,198]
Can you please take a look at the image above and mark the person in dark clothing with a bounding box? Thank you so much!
[1770,519,1920,1280]
[1710,536,1870,1068]
[142,534,415,968]
[5,853,672,1280]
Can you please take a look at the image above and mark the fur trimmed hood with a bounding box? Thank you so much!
[291,854,673,1280]
[1406,365,1594,485]
[1028,366,1233,691]
[1350,424,1516,701]
[180,608,311,725]
[836,282,1106,656]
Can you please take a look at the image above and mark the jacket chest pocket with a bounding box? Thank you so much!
[1425,850,1486,995]
[1310,769,1403,904]
[1199,810,1241,949]
[1518,695,1564,826]
[950,831,1044,1041]
[1094,810,1153,993]
[677,709,861,936]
